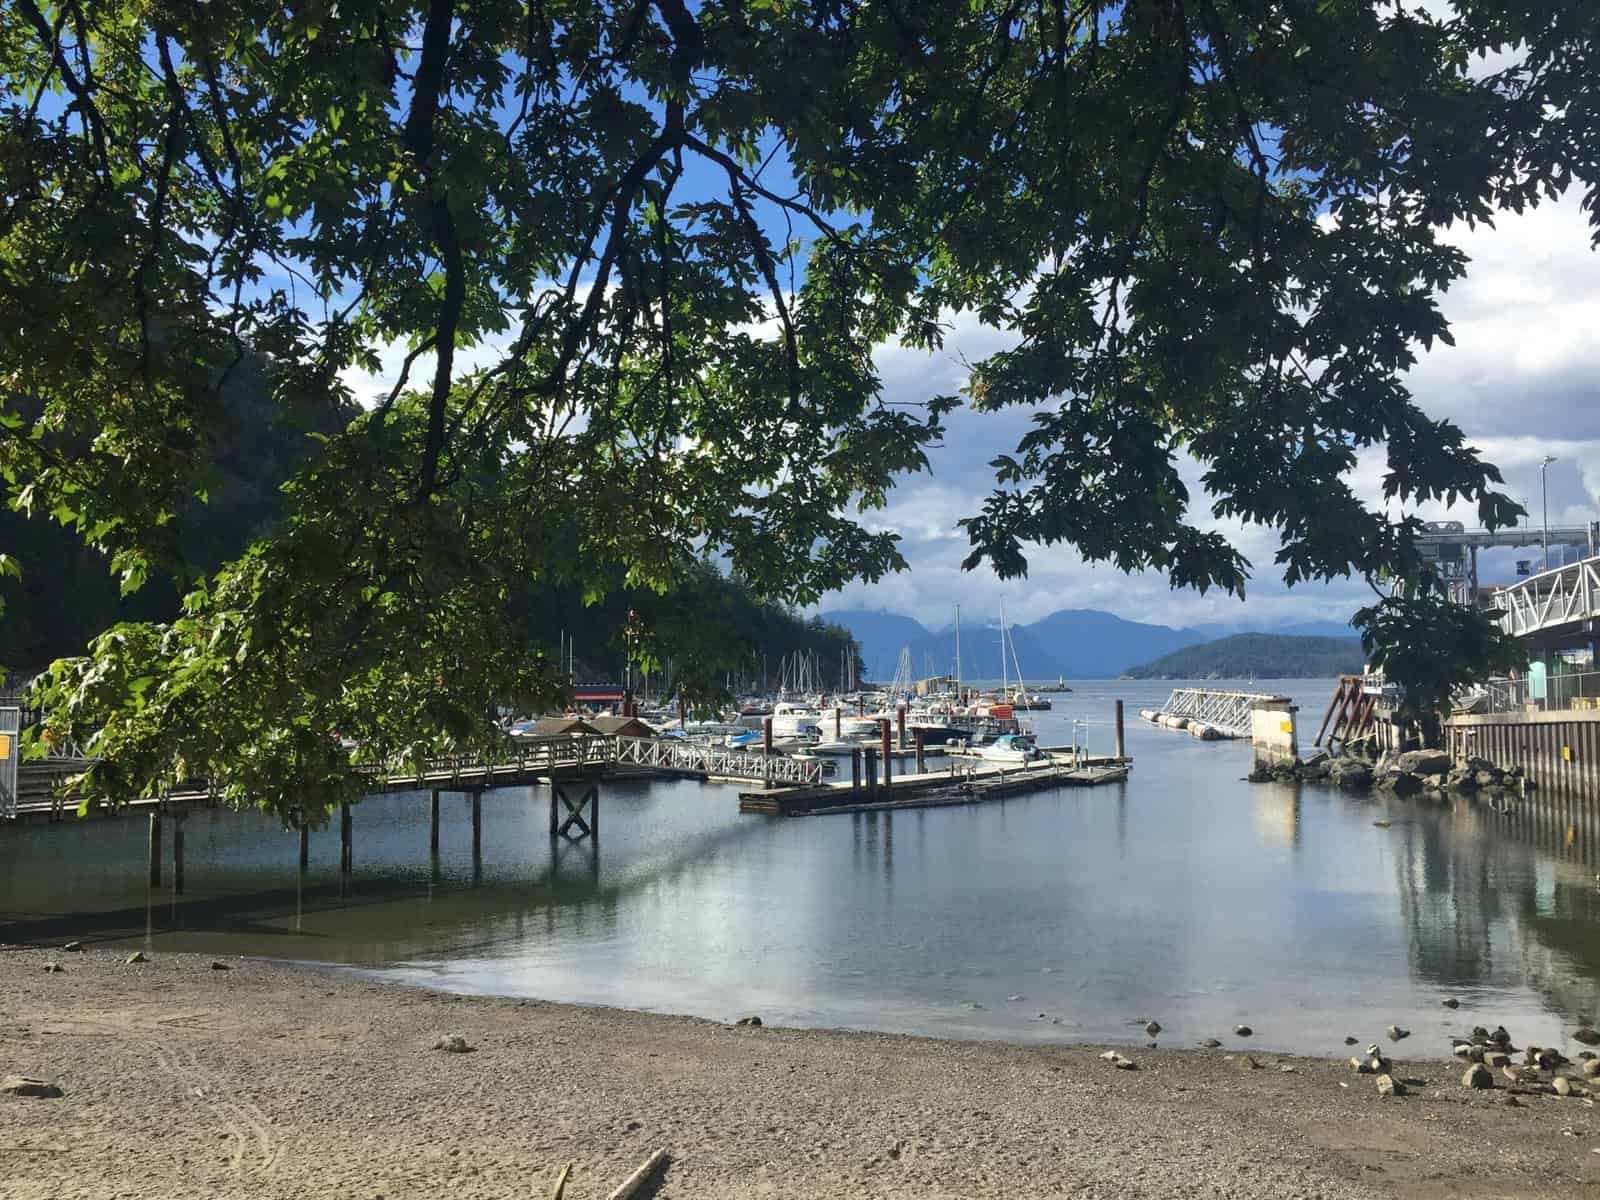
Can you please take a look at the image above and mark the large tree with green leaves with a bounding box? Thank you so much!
[2,0,1592,814]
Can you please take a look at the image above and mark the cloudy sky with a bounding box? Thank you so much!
[819,190,1600,631]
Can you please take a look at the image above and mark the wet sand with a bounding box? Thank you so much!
[3,947,1600,1199]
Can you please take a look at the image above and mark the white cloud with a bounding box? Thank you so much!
[833,190,1600,630]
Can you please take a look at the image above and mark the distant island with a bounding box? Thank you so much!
[1123,633,1365,680]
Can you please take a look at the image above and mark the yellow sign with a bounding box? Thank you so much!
[0,734,9,760]
[1563,745,1573,762]
[1279,721,1294,735]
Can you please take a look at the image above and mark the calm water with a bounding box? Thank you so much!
[5,678,1600,1057]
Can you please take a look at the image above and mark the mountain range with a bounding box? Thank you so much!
[820,607,1358,681]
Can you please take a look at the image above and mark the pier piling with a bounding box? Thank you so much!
[897,707,907,750]
[298,822,309,872]
[879,720,892,787]
[471,790,482,855]
[172,817,185,895]
[430,789,441,854]
[850,747,861,793]
[1114,700,1125,760]
[339,802,352,873]
[147,813,161,887]
[915,728,926,773]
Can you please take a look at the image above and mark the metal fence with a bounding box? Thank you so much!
[0,707,18,820]
[1457,669,1600,716]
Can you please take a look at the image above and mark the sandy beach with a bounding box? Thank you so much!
[3,947,1600,1199]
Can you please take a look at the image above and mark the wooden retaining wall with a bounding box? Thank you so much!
[1446,710,1600,800]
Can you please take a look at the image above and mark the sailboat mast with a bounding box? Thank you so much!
[999,601,1008,699]
[954,604,962,700]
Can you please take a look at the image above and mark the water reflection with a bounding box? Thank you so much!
[5,681,1600,1054]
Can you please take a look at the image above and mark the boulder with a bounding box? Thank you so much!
[1396,750,1453,776]
[433,1034,473,1053]
[1462,1063,1493,1089]
[1382,771,1424,797]
[1376,1074,1404,1097]
[125,951,147,965]
[1554,1076,1574,1097]
[1582,1058,1600,1078]
[735,1016,763,1027]
[61,942,83,953]
[42,962,62,974]
[0,1076,62,1099]
[1349,1056,1373,1074]
[1198,1038,1222,1049]
[1447,770,1479,793]
[1474,770,1499,788]
[1332,762,1373,791]
[1234,1025,1253,1037]
[1572,1027,1600,1045]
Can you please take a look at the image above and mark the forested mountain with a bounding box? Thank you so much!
[2,366,857,694]
[1124,634,1365,680]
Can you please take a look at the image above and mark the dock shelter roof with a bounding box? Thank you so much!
[586,715,656,739]
[521,716,602,738]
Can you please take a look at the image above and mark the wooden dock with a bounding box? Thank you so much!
[738,756,1130,816]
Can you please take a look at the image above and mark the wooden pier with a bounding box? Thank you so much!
[738,755,1130,817]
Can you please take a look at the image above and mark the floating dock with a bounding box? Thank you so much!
[738,755,1130,817]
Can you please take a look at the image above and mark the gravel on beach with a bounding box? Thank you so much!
[3,947,1600,1199]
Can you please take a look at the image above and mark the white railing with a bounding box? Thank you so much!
[1155,688,1284,739]
[614,736,823,785]
[1494,556,1600,639]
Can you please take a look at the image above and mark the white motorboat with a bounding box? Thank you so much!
[976,733,1048,765]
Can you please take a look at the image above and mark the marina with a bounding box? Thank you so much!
[5,679,1600,1058]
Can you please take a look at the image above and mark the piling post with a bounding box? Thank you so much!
[471,790,482,856]
[835,707,842,740]
[865,748,877,797]
[339,802,352,873]
[298,822,309,872]
[589,785,599,839]
[915,728,926,773]
[147,812,162,887]
[430,789,441,854]
[763,717,773,756]
[172,816,186,895]
[897,706,907,750]
[851,748,861,793]
[857,697,864,717]
[880,719,892,788]
[1114,700,1125,761]
[549,788,559,838]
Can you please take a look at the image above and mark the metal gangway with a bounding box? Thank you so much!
[1492,554,1600,640]
[1148,688,1287,740]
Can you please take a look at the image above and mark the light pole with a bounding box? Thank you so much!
[1541,455,1558,573]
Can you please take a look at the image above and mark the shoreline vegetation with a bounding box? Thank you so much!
[3,949,1597,1198]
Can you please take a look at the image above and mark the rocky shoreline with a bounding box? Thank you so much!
[5,947,1600,1198]
[1252,745,1530,801]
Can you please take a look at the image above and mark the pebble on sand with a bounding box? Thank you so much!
[433,1035,473,1053]
[735,1016,763,1027]
[42,962,62,974]
[1376,1074,1404,1098]
[62,942,83,953]
[210,961,231,971]
[1198,1039,1221,1049]
[1573,1028,1600,1046]
[125,951,147,965]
